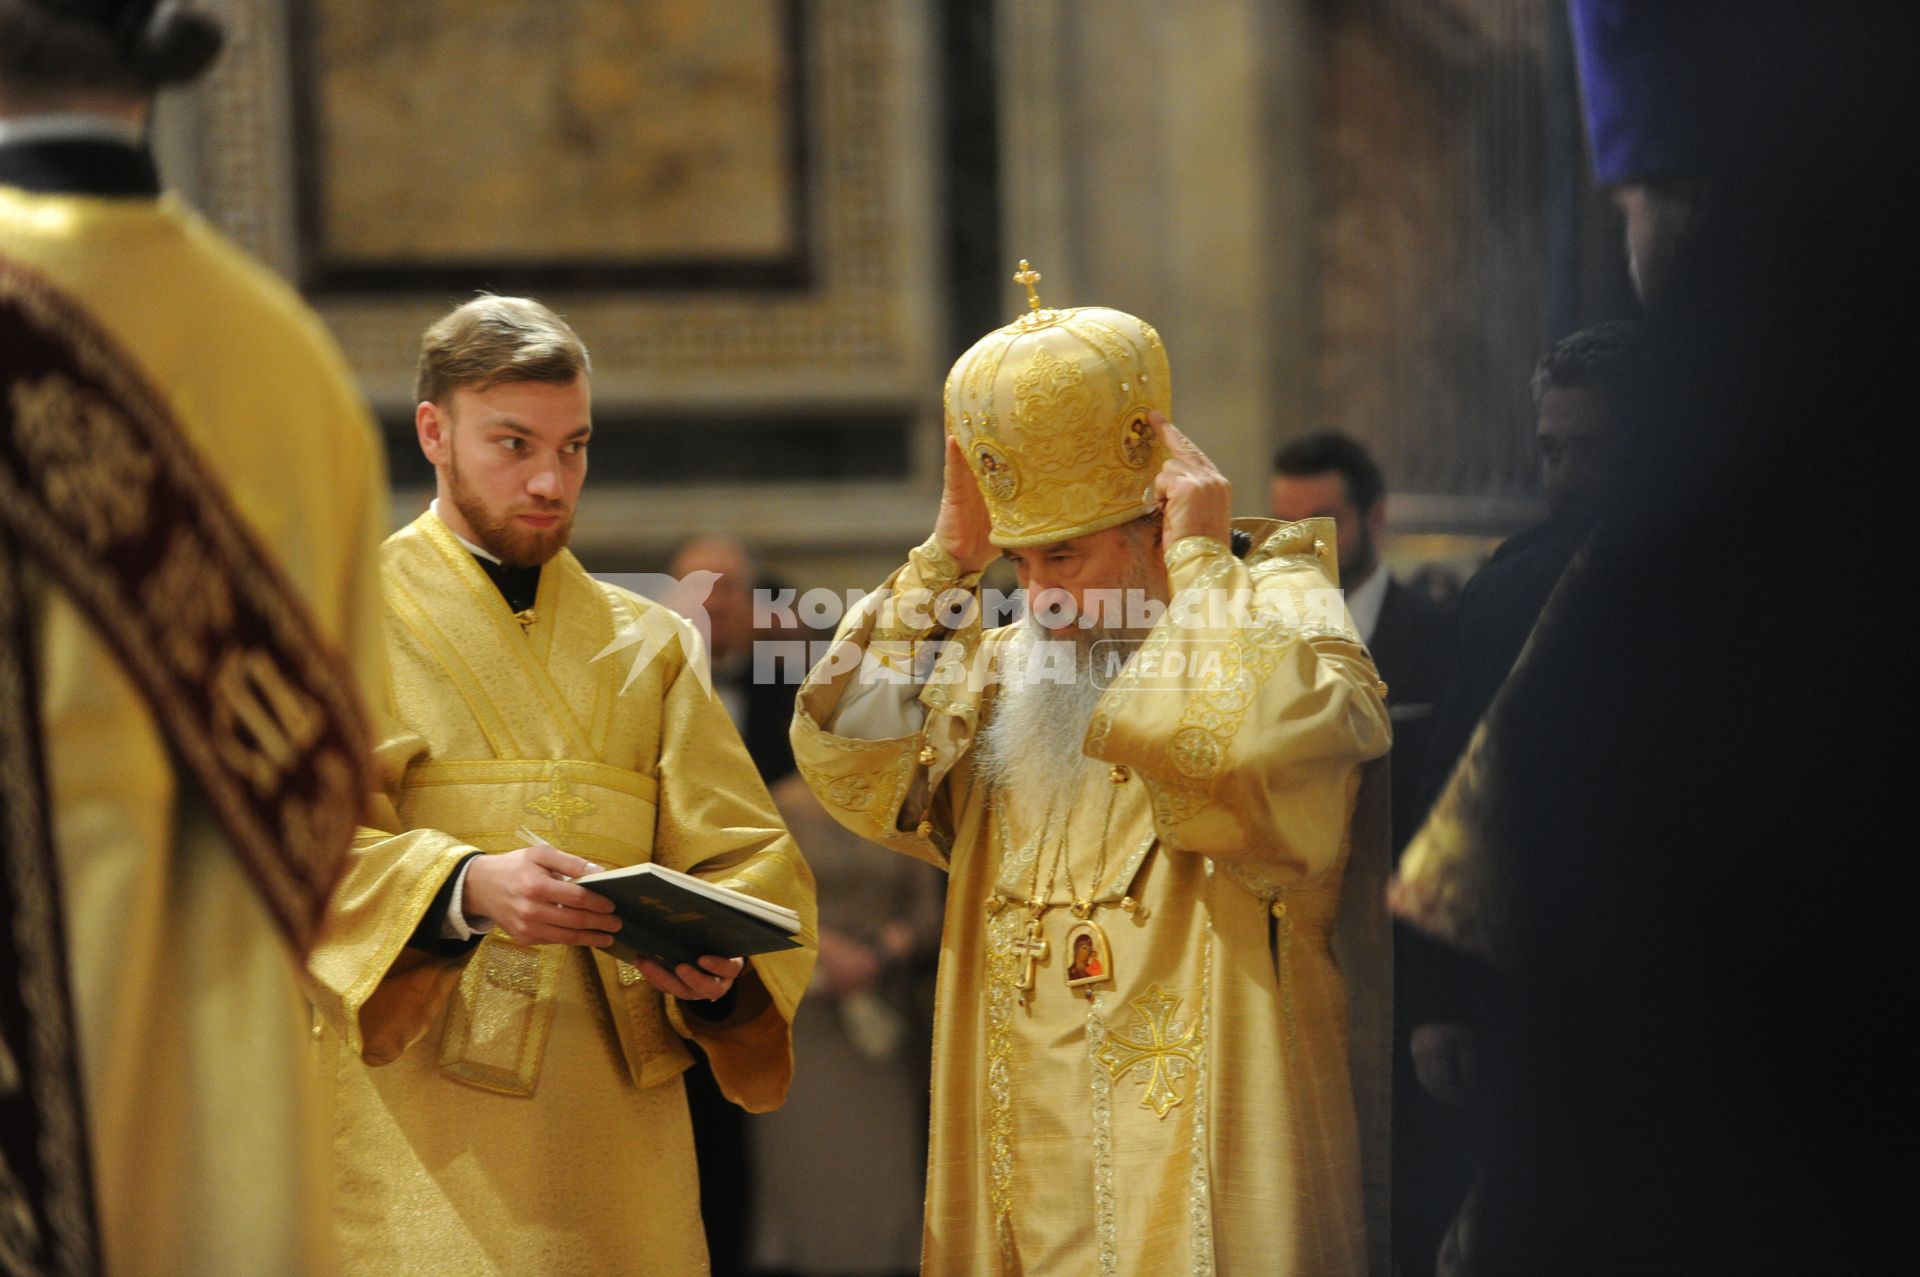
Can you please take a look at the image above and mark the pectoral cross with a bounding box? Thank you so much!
[1011,917,1049,994]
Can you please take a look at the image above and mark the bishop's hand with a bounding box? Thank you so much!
[935,433,999,574]
[462,844,623,948]
[1149,411,1232,548]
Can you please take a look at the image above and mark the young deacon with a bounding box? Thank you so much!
[308,295,815,1276]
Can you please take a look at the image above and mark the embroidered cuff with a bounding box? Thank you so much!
[405,851,489,956]
[876,537,986,642]
[1164,534,1230,575]
[1256,520,1337,582]
[907,535,986,593]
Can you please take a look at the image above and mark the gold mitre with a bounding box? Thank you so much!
[945,260,1173,548]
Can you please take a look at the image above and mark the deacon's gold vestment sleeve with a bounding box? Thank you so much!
[306,725,479,1064]
[1086,524,1392,882]
[642,607,818,1112]
[791,537,985,870]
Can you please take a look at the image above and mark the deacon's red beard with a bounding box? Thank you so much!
[446,451,575,568]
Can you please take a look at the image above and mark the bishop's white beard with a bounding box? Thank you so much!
[977,530,1164,828]
[977,618,1145,831]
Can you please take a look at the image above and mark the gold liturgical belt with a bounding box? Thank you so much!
[399,758,687,1096]
[400,757,658,867]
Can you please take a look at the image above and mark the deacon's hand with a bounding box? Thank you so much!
[935,434,999,574]
[461,844,622,948]
[636,954,745,1002]
[1149,411,1232,548]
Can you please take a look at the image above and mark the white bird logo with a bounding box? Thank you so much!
[588,570,723,697]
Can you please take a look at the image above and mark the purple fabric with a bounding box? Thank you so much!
[1569,0,1705,185]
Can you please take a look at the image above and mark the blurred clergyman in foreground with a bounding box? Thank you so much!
[1393,2,1918,1272]
[1,2,387,1272]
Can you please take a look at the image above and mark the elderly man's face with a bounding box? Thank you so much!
[1001,522,1169,639]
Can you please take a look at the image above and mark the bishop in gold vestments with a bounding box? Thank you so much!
[309,510,816,1275]
[793,276,1391,1275]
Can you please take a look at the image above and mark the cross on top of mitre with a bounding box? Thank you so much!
[1013,258,1054,328]
[1014,259,1043,308]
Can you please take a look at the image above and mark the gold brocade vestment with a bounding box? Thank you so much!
[309,513,816,1276]
[2,182,390,1277]
[792,521,1392,1276]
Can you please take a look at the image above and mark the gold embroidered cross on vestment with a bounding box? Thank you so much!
[526,767,596,834]
[1098,985,1201,1118]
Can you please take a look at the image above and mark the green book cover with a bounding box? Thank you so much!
[574,865,802,970]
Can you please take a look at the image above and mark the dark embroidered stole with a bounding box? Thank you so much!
[0,251,373,1274]
[0,530,97,1276]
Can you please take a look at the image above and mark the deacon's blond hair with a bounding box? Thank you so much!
[414,294,591,406]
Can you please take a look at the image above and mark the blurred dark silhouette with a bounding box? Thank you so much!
[1405,4,1920,1273]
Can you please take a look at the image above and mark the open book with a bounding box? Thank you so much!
[571,859,803,970]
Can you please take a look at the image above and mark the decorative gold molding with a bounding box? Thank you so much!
[185,1,941,414]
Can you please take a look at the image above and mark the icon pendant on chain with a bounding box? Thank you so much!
[1064,917,1113,991]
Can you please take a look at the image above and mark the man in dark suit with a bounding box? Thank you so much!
[1421,321,1640,807]
[670,534,797,784]
[1379,322,1638,1276]
[1271,432,1454,1277]
[1270,431,1449,851]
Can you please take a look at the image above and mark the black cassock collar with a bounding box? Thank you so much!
[0,136,162,198]
[472,554,542,616]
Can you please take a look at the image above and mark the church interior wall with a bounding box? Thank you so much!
[154,0,1633,597]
